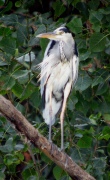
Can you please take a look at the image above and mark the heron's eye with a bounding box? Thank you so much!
[58,31,64,35]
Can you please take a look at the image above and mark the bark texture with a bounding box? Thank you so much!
[0,95,95,180]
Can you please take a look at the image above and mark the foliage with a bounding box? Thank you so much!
[0,0,110,179]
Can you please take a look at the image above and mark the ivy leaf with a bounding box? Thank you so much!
[17,25,28,44]
[76,2,89,18]
[92,157,106,169]
[35,24,46,36]
[79,50,91,61]
[52,0,66,18]
[30,88,41,108]
[0,172,5,180]
[0,37,16,55]
[89,10,103,24]
[53,166,64,180]
[103,114,110,122]
[92,76,104,87]
[2,76,15,90]
[22,169,38,179]
[12,70,30,84]
[20,83,36,101]
[89,33,106,52]
[71,148,83,162]
[12,70,29,79]
[40,39,49,55]
[75,72,92,91]
[0,14,18,26]
[77,135,92,148]
[88,0,100,10]
[12,82,23,98]
[96,83,108,95]
[67,17,83,33]
[15,1,22,7]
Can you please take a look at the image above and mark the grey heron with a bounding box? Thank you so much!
[37,26,79,150]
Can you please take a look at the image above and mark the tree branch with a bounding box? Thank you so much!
[0,95,95,180]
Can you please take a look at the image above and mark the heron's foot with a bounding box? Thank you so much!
[64,153,68,168]
[50,141,56,156]
[48,139,52,143]
[59,148,68,168]
[60,143,65,152]
[60,147,64,152]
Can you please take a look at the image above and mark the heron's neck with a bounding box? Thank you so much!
[59,41,68,62]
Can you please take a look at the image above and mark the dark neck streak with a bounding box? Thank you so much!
[59,41,68,62]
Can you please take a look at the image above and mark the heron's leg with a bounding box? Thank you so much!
[49,123,52,142]
[60,82,72,151]
[49,87,52,142]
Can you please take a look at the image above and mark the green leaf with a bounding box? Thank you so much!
[67,17,83,33]
[92,23,101,32]
[40,39,49,55]
[92,76,104,87]
[0,27,12,36]
[52,0,66,18]
[102,126,110,135]
[89,10,103,24]
[15,144,24,151]
[96,83,108,95]
[75,72,92,91]
[53,166,64,180]
[92,157,106,169]
[41,153,52,164]
[67,96,78,111]
[0,37,16,55]
[2,76,15,90]
[4,137,14,152]
[0,1,12,14]
[103,114,110,122]
[79,50,91,61]
[76,2,89,19]
[39,177,46,180]
[12,70,29,84]
[98,134,110,141]
[15,1,22,7]
[30,88,41,108]
[71,148,83,162]
[89,33,106,52]
[22,168,38,179]
[0,14,18,26]
[15,103,25,114]
[88,0,100,10]
[16,153,24,161]
[98,126,110,141]
[4,154,20,165]
[20,83,36,101]
[17,25,28,44]
[0,172,5,180]
[27,176,39,180]
[35,24,46,36]
[77,135,92,148]
[12,82,23,98]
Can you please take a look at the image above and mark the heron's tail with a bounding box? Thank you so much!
[42,98,61,126]
[42,105,55,126]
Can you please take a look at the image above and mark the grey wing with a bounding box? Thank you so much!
[72,54,79,87]
[40,40,53,96]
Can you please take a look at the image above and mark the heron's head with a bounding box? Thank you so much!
[36,27,73,41]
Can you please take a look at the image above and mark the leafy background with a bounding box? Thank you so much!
[0,0,110,179]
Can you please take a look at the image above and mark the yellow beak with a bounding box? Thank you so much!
[36,32,58,40]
